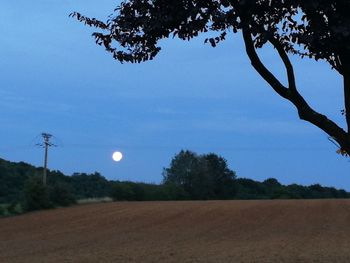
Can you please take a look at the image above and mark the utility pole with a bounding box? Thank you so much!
[36,133,56,186]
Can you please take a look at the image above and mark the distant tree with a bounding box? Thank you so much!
[163,150,237,199]
[0,158,39,203]
[162,150,202,197]
[71,172,112,199]
[72,0,350,155]
[263,178,281,188]
[236,178,268,199]
[307,184,335,199]
[204,153,237,199]
[286,184,308,199]
[336,189,350,198]
[262,178,290,198]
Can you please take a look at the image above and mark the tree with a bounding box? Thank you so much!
[204,153,237,199]
[162,150,202,197]
[162,150,237,199]
[72,0,350,155]
[236,178,268,199]
[263,178,281,188]
[70,172,112,199]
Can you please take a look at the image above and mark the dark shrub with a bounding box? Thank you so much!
[0,206,5,216]
[23,177,52,211]
[111,182,135,201]
[6,202,22,215]
[49,183,76,207]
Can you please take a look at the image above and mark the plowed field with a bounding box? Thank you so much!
[1,200,350,262]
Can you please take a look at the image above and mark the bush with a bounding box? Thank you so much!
[0,205,5,216]
[129,183,146,201]
[49,183,76,207]
[160,183,189,200]
[23,177,52,211]
[77,197,112,204]
[111,183,135,201]
[6,202,22,215]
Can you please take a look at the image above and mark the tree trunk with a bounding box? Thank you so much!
[338,52,350,155]
[342,58,350,133]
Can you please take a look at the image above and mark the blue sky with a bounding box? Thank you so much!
[1,1,349,189]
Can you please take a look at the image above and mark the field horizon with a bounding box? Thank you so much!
[1,199,350,262]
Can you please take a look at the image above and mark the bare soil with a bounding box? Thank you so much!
[1,200,350,262]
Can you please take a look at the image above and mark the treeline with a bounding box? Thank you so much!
[236,178,349,199]
[0,158,112,204]
[0,158,113,215]
[1,152,349,216]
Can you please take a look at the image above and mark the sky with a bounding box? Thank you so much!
[1,1,349,189]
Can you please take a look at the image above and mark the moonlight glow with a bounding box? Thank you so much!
[112,151,123,162]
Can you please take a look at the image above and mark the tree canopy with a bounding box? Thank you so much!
[162,150,237,199]
[72,0,350,156]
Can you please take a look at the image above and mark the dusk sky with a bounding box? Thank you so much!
[1,1,349,189]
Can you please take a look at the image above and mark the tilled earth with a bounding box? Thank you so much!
[1,200,350,262]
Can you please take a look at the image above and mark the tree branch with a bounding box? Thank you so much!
[242,27,350,153]
[241,28,290,100]
[269,38,297,93]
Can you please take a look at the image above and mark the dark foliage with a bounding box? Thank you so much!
[23,177,52,211]
[0,158,42,203]
[70,172,112,199]
[236,179,350,200]
[71,0,350,66]
[1,157,349,215]
[72,0,350,155]
[0,206,5,216]
[5,202,22,215]
[49,182,76,207]
[163,150,237,200]
[0,157,112,204]
[236,178,268,199]
[111,181,188,201]
[111,182,135,201]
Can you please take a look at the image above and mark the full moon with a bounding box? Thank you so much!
[112,151,123,162]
